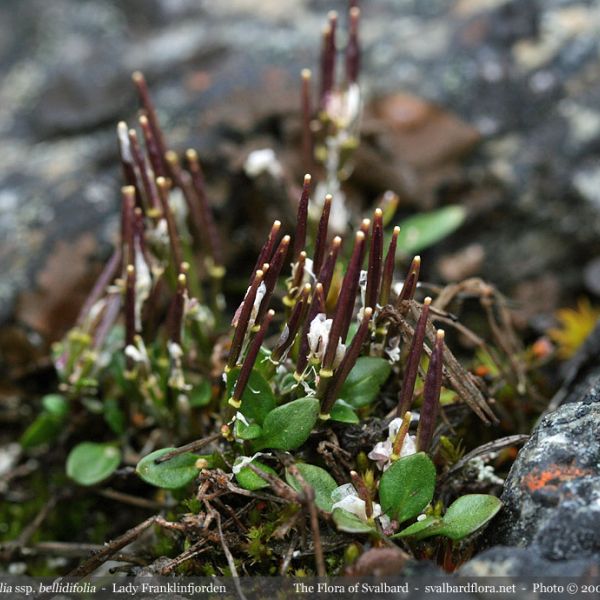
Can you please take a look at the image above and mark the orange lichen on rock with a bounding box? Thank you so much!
[522,463,592,493]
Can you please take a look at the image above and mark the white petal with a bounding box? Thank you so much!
[232,452,271,475]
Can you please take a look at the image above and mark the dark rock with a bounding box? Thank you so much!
[489,400,600,561]
[460,546,598,577]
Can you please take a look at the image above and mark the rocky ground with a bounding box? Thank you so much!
[2,0,600,578]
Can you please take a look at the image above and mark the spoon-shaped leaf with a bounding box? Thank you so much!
[226,367,276,425]
[340,357,391,409]
[379,452,436,523]
[235,460,278,491]
[136,448,206,489]
[66,442,121,486]
[286,463,338,512]
[254,397,319,451]
[332,508,376,534]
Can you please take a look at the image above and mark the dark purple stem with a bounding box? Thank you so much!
[379,226,400,306]
[294,174,312,260]
[365,208,383,311]
[313,194,332,276]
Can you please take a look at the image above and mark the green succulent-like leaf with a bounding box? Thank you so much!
[285,464,338,512]
[234,419,263,440]
[136,448,205,489]
[104,397,126,435]
[392,515,442,540]
[226,367,276,425]
[393,495,502,541]
[42,394,68,417]
[66,442,121,486]
[235,460,278,491]
[20,413,64,449]
[253,397,319,451]
[330,399,359,424]
[396,205,466,254]
[332,508,376,534]
[379,452,436,523]
[435,494,502,540]
[340,357,392,409]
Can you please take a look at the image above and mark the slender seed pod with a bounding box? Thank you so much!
[294,174,312,260]
[253,235,291,329]
[168,273,187,345]
[416,330,445,453]
[301,70,313,172]
[121,186,136,269]
[321,231,365,374]
[128,128,159,212]
[339,227,368,342]
[227,270,264,371]
[313,194,332,275]
[379,226,400,306]
[271,283,311,363]
[186,148,224,269]
[288,251,307,302]
[252,221,281,280]
[125,264,136,348]
[117,122,140,204]
[156,177,184,270]
[397,256,421,305]
[365,208,383,311]
[295,283,325,379]
[346,7,360,83]
[316,236,342,299]
[319,307,372,419]
[139,114,165,180]
[350,470,373,519]
[319,25,332,106]
[391,411,412,460]
[131,72,167,176]
[396,297,432,417]
[77,249,122,327]
[228,310,275,409]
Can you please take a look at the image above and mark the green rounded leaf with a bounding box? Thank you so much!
[340,357,392,409]
[285,464,338,512]
[379,452,436,523]
[20,413,64,449]
[435,494,502,540]
[332,509,376,534]
[393,515,442,540]
[42,394,68,417]
[226,367,276,425]
[136,448,202,489]
[330,400,359,424]
[254,397,319,451]
[235,460,278,491]
[234,419,263,440]
[66,442,121,486]
[396,205,466,254]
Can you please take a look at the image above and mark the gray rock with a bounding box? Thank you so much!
[490,400,600,561]
[460,546,598,577]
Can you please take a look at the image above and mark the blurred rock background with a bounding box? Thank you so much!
[2,0,600,350]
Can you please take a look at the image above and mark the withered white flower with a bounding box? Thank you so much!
[330,484,390,529]
[232,452,272,475]
[307,313,346,368]
[368,417,417,471]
